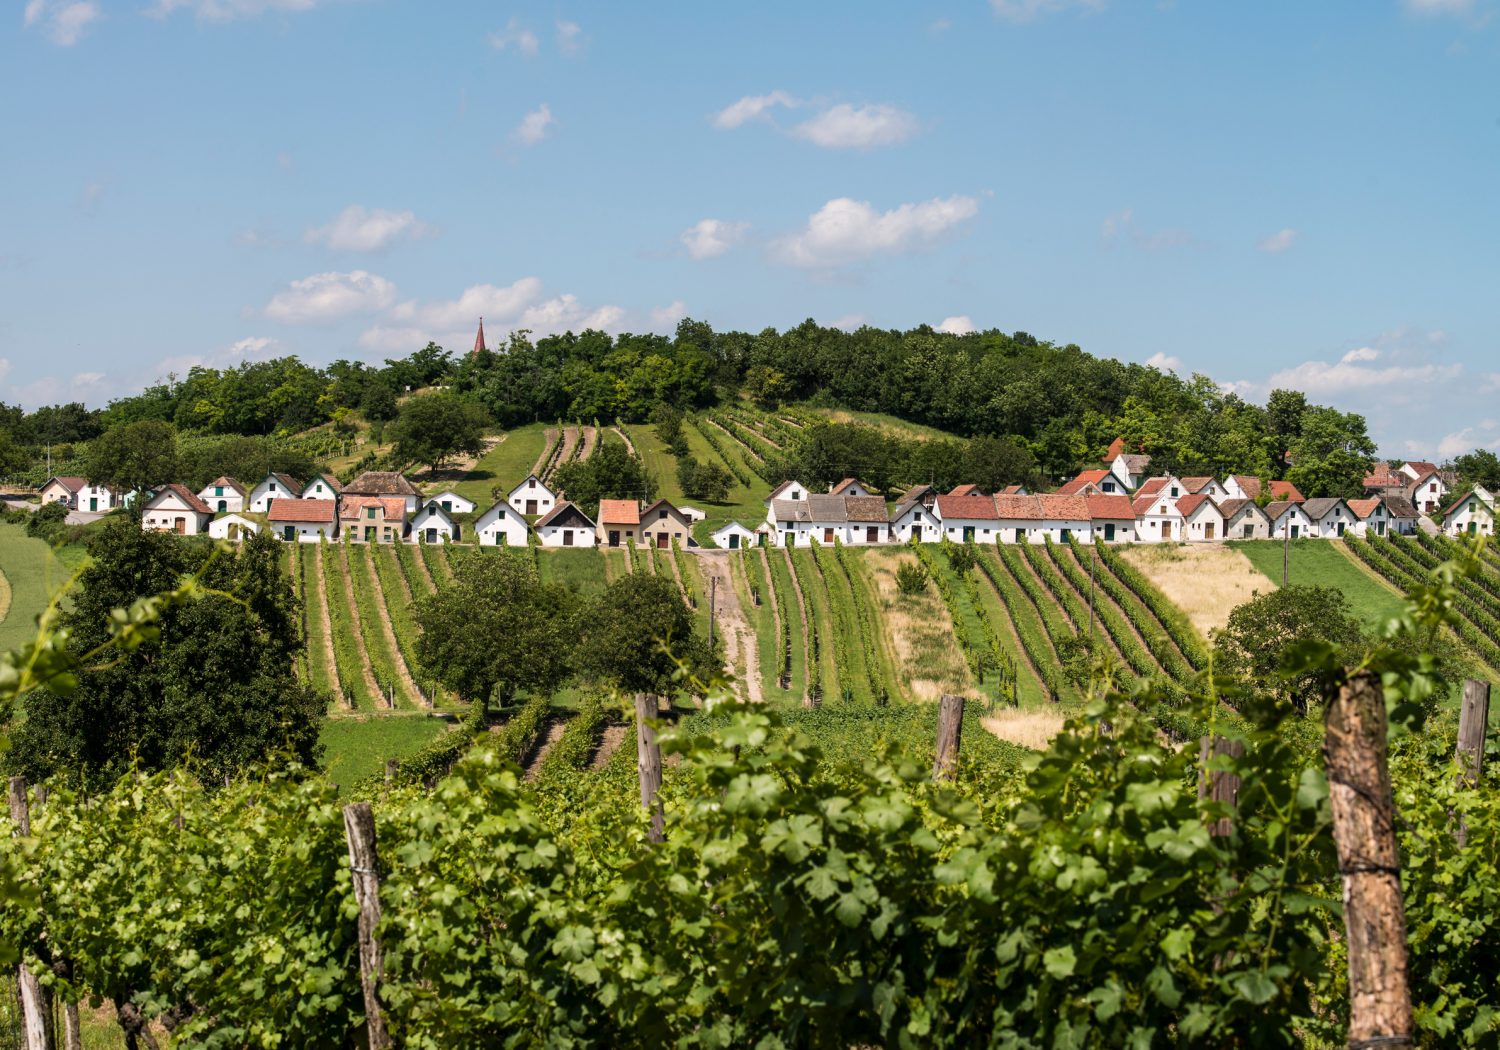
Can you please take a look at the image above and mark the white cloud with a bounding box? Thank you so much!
[389,277,544,330]
[772,194,981,268]
[789,103,919,149]
[680,218,749,260]
[1100,208,1197,251]
[24,0,99,45]
[990,0,1106,21]
[489,17,539,56]
[1403,0,1473,14]
[650,301,688,329]
[147,0,332,21]
[1145,351,1183,372]
[1341,346,1380,364]
[711,91,799,129]
[937,315,976,335]
[264,270,396,324]
[1268,346,1462,395]
[1258,227,1298,254]
[304,205,431,252]
[513,104,554,146]
[1437,424,1500,460]
[929,17,953,32]
[518,296,624,334]
[830,314,866,331]
[556,19,582,54]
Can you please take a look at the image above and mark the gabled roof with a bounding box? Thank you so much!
[937,494,1000,520]
[536,500,595,529]
[1405,460,1439,476]
[711,520,756,536]
[1034,494,1091,521]
[1441,489,1493,518]
[1085,494,1136,521]
[1135,477,1170,498]
[640,498,691,526]
[345,471,418,497]
[1264,500,1305,523]
[896,483,937,505]
[1179,477,1216,494]
[890,499,924,523]
[1000,483,1027,495]
[302,472,343,494]
[765,480,806,503]
[1229,475,1263,499]
[1175,493,1221,518]
[1346,498,1381,520]
[339,496,409,521]
[1057,469,1111,496]
[1119,453,1151,473]
[507,474,556,498]
[45,475,88,493]
[806,494,850,523]
[1301,497,1347,521]
[947,483,984,497]
[200,476,246,497]
[253,471,302,494]
[147,483,212,515]
[1381,495,1420,518]
[414,502,455,523]
[844,496,889,523]
[1218,498,1267,521]
[829,477,866,495]
[770,499,811,523]
[1132,490,1182,517]
[1106,436,1127,460]
[598,499,641,525]
[268,498,337,523]
[1363,466,1405,489]
[993,494,1040,520]
[1270,480,1304,502]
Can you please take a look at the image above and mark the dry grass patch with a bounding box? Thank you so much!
[982,708,1067,750]
[1118,544,1270,640]
[866,548,969,701]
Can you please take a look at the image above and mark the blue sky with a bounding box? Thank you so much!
[5,0,1498,459]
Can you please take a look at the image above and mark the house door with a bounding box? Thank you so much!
[173,517,185,534]
[1290,524,1300,539]
[1336,522,1346,537]
[1104,523,1115,541]
[364,526,375,542]
[728,534,739,550]
[823,528,835,543]
[1061,528,1071,542]
[526,500,538,515]
[866,526,878,543]
[563,529,574,546]
[1469,521,1477,535]
[1204,522,1215,540]
[283,525,295,541]
[657,533,669,549]
[1377,522,1386,536]
[89,497,98,511]
[218,500,227,512]
[425,528,437,543]
[963,526,974,542]
[609,530,620,547]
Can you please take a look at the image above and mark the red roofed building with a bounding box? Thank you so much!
[268,498,339,542]
[936,494,1000,543]
[141,484,214,536]
[472,317,487,357]
[1057,468,1125,496]
[1085,494,1137,543]
[339,496,409,544]
[1175,493,1227,541]
[597,499,641,547]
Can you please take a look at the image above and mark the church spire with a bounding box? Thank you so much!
[472,317,487,357]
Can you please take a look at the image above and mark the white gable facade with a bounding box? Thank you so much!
[711,521,759,550]
[765,480,810,505]
[507,475,557,517]
[1445,494,1495,538]
[248,475,296,514]
[300,475,341,501]
[141,491,211,536]
[475,502,530,547]
[889,502,941,544]
[1269,504,1315,540]
[537,521,597,548]
[198,481,244,514]
[426,490,475,515]
[1306,501,1357,540]
[1222,503,1271,540]
[411,504,458,544]
[1134,497,1184,544]
[207,513,260,542]
[1181,501,1226,542]
[1409,473,1448,515]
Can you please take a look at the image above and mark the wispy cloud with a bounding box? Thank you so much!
[512,104,554,146]
[1258,227,1298,254]
[1100,208,1199,251]
[790,103,919,149]
[772,195,981,269]
[680,218,750,260]
[264,270,397,324]
[489,17,539,56]
[712,91,800,129]
[556,19,583,54]
[23,0,99,45]
[147,0,338,22]
[1403,0,1474,15]
[304,205,432,252]
[990,0,1106,22]
[650,301,688,329]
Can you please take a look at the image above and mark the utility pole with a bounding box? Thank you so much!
[708,574,717,651]
[1088,543,1098,646]
[1283,520,1290,587]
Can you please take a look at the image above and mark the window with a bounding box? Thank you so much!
[659,510,668,521]
[270,483,277,492]
[914,512,923,522]
[214,486,223,496]
[366,507,376,519]
[1170,486,1179,497]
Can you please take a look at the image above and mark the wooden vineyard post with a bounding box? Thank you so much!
[7,777,54,1050]
[1324,671,1413,1048]
[342,803,392,1050]
[932,694,965,781]
[1197,736,1245,838]
[1455,678,1490,846]
[635,692,665,843]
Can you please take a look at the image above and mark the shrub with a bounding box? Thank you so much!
[895,560,929,597]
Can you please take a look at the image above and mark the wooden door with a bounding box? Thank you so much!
[563,529,574,546]
[657,533,668,549]
[866,526,878,543]
[173,517,186,534]
[526,499,538,515]
[1205,522,1215,540]
[609,530,620,547]
[823,528,835,543]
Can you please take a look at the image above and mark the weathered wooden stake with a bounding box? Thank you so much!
[634,692,665,843]
[384,758,400,783]
[932,694,965,781]
[1454,678,1490,846]
[1324,671,1413,1048]
[7,777,54,1050]
[1196,736,1245,837]
[342,803,392,1050]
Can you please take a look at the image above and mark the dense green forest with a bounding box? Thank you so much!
[0,320,1400,498]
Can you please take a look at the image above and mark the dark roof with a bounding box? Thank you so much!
[770,499,811,523]
[46,476,88,493]
[1265,500,1303,521]
[1382,496,1419,518]
[1120,453,1151,473]
[1301,497,1347,520]
[345,471,419,497]
[765,480,805,502]
[844,496,889,523]
[268,498,337,524]
[536,501,595,529]
[806,494,850,523]
[1218,498,1265,520]
[829,477,866,495]
[640,498,691,525]
[304,473,344,494]
[896,483,936,505]
[201,476,246,497]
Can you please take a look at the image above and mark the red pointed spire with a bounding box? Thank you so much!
[472,317,487,357]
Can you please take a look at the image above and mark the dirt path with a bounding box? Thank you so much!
[311,545,346,709]
[758,547,784,691]
[363,548,427,708]
[697,552,763,704]
[590,723,628,770]
[778,416,804,429]
[554,427,580,473]
[708,418,763,464]
[610,426,636,456]
[337,544,387,708]
[782,547,813,706]
[739,418,783,450]
[523,719,568,781]
[578,426,598,461]
[661,542,691,603]
[532,427,561,478]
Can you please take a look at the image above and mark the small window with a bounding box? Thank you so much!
[1170,487,1179,497]
[366,507,376,519]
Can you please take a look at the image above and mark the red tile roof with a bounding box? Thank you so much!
[1269,480,1304,501]
[201,476,246,497]
[1035,494,1091,521]
[1175,493,1216,517]
[830,477,865,495]
[936,494,1000,520]
[1057,469,1110,495]
[1000,484,1027,495]
[47,476,88,493]
[1347,497,1381,520]
[598,499,640,525]
[1085,494,1136,520]
[1230,474,1262,499]
[1106,436,1127,460]
[268,498,337,524]
[993,494,1039,520]
[1135,477,1169,498]
[947,483,983,497]
[339,496,408,521]
[472,317,486,356]
[1405,461,1439,476]
[150,483,212,515]
[1179,477,1215,494]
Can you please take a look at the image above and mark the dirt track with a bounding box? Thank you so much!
[697,552,763,704]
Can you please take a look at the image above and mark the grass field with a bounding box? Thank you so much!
[452,423,549,506]
[0,525,90,652]
[1230,539,1407,630]
[624,422,770,544]
[1120,543,1270,640]
[797,406,963,444]
[320,714,452,789]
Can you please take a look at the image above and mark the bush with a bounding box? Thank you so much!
[895,561,929,597]
[946,542,977,575]
[26,500,69,541]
